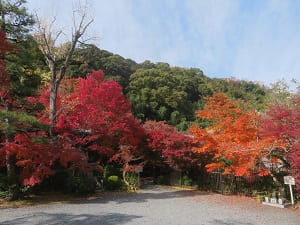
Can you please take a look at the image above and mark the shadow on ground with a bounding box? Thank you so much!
[76,185,210,205]
[0,212,142,225]
[210,219,254,225]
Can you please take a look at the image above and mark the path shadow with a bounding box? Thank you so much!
[76,185,210,204]
[0,212,142,225]
[210,219,254,225]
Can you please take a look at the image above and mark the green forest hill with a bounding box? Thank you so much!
[4,31,268,131]
[60,44,267,130]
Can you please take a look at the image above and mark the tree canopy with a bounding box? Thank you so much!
[1,1,299,200]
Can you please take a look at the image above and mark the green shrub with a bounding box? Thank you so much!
[103,165,122,180]
[0,175,9,199]
[0,191,9,199]
[108,176,119,183]
[64,174,96,195]
[0,175,8,192]
[102,165,126,191]
[125,172,138,189]
[182,175,192,186]
[105,175,123,190]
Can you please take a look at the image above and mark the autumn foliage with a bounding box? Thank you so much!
[35,70,146,175]
[2,133,55,186]
[0,30,56,187]
[1,28,299,193]
[189,93,286,177]
[260,94,300,187]
[143,121,197,170]
[1,1,300,198]
[1,68,146,187]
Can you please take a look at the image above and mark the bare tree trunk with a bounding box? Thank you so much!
[123,168,129,187]
[47,61,59,143]
[5,152,19,200]
[34,9,93,141]
[49,82,58,139]
[5,104,19,200]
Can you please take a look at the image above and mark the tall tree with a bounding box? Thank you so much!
[0,0,34,40]
[0,31,15,198]
[34,5,93,139]
[189,93,286,178]
[36,70,146,182]
[0,30,49,199]
[0,1,41,200]
[260,94,300,188]
[0,0,43,99]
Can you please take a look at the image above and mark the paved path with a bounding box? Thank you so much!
[0,186,299,225]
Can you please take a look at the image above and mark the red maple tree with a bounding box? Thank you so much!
[1,31,56,188]
[260,94,300,187]
[189,93,286,177]
[143,121,197,170]
[37,70,146,176]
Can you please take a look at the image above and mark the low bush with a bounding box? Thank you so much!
[105,175,123,190]
[103,165,122,180]
[182,175,192,186]
[0,174,8,192]
[0,191,9,199]
[0,175,11,199]
[125,172,139,190]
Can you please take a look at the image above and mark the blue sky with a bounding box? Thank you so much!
[26,0,300,87]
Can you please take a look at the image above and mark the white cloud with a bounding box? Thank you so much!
[26,0,300,87]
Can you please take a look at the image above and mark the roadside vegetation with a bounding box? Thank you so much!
[0,0,299,207]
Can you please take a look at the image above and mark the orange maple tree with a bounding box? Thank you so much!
[189,93,286,177]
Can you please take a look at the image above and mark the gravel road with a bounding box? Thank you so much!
[0,185,299,225]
